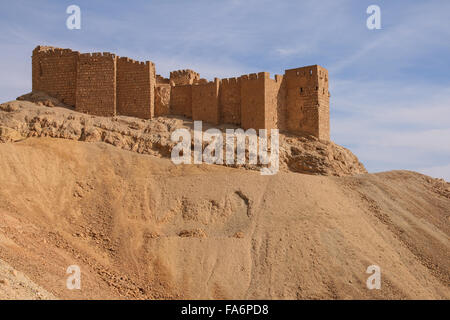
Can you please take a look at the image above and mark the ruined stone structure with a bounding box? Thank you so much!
[32,46,155,120]
[32,46,330,140]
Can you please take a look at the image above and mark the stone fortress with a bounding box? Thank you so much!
[32,45,330,140]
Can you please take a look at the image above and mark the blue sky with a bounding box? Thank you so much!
[1,0,449,180]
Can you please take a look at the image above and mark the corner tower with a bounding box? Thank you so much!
[285,65,330,140]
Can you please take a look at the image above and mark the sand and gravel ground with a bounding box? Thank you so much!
[0,137,448,299]
[0,258,55,300]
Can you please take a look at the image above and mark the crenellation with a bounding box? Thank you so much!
[31,45,330,140]
[170,69,200,86]
[275,74,283,83]
[32,46,80,106]
[116,55,155,119]
[75,52,117,116]
[192,78,220,125]
[156,74,170,84]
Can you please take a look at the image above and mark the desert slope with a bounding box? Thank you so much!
[0,138,448,299]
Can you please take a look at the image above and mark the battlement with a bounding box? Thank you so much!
[221,77,240,85]
[274,74,284,83]
[33,46,80,58]
[170,69,200,78]
[170,69,200,85]
[117,56,154,66]
[192,77,220,86]
[31,45,330,140]
[156,74,170,84]
[79,52,116,59]
[239,72,270,81]
[33,45,56,53]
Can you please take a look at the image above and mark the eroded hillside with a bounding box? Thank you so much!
[0,93,366,177]
[0,138,448,299]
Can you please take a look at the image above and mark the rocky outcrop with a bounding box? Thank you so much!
[0,93,367,176]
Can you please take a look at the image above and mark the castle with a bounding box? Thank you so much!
[32,45,330,140]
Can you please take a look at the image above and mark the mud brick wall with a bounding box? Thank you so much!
[170,69,200,86]
[75,53,117,117]
[32,46,79,106]
[117,58,155,119]
[285,65,329,140]
[192,79,220,125]
[170,85,192,117]
[219,77,241,125]
[155,84,171,116]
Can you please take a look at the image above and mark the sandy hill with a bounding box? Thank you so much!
[0,137,448,299]
[0,96,448,299]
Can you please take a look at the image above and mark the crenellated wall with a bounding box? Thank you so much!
[220,77,241,125]
[285,65,330,140]
[170,69,200,86]
[76,52,117,117]
[117,57,155,119]
[31,45,330,140]
[266,74,287,131]
[192,78,220,125]
[32,46,79,106]
[170,84,192,118]
[239,72,267,130]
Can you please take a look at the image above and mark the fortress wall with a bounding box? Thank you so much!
[265,74,287,131]
[156,74,170,84]
[192,78,220,125]
[316,66,330,140]
[240,73,267,130]
[32,46,79,106]
[117,57,155,119]
[285,65,330,139]
[155,83,171,116]
[75,53,117,116]
[219,77,241,125]
[170,69,200,86]
[170,84,192,118]
[30,46,330,140]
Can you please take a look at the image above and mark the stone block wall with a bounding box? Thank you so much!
[156,74,170,84]
[117,57,155,119]
[265,74,286,131]
[192,78,220,125]
[170,85,192,117]
[31,46,330,140]
[75,53,117,117]
[316,66,330,141]
[32,46,79,106]
[285,65,329,140]
[170,69,200,86]
[240,73,267,131]
[219,77,241,125]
